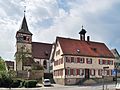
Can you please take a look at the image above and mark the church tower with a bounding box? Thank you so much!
[15,15,33,71]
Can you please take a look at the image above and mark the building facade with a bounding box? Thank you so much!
[111,49,120,77]
[15,15,33,71]
[32,42,52,74]
[15,15,52,74]
[52,28,115,85]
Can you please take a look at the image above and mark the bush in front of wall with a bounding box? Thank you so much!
[10,79,23,88]
[0,73,13,88]
[24,80,38,88]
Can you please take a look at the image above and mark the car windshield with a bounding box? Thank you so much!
[45,80,50,83]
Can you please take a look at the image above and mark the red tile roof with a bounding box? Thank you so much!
[57,37,114,58]
[32,42,52,59]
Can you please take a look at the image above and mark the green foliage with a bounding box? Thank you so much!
[32,65,44,70]
[10,79,22,88]
[0,73,13,88]
[0,71,38,88]
[24,80,38,88]
[0,57,6,71]
[8,70,17,78]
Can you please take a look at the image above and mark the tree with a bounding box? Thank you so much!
[0,57,6,71]
[16,46,29,70]
[16,46,32,70]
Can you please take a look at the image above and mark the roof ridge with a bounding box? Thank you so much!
[32,42,52,45]
[57,36,104,44]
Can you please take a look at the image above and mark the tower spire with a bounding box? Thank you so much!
[79,25,87,41]
[17,5,32,35]
[24,6,26,16]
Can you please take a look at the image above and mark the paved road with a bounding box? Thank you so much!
[0,84,116,90]
[41,84,116,90]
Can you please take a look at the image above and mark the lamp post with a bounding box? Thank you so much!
[102,66,109,90]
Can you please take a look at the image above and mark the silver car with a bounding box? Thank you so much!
[43,79,51,86]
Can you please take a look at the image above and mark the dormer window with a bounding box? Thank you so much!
[91,48,97,52]
[45,51,48,56]
[77,49,80,53]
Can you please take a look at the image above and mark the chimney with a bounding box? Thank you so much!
[87,36,90,42]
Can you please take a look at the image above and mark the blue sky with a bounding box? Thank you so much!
[0,0,120,61]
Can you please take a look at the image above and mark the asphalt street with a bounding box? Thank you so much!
[0,83,116,90]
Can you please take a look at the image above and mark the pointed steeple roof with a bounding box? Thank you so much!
[17,15,32,35]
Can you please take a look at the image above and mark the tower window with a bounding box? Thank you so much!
[23,36,26,40]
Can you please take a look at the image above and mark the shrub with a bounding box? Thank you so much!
[24,80,38,88]
[1,73,13,88]
[10,79,22,88]
[0,77,2,87]
[32,65,44,70]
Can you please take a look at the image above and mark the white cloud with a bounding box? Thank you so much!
[0,0,120,60]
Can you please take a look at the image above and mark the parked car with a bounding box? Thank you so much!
[43,79,51,86]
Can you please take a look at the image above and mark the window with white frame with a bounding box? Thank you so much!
[79,69,84,76]
[91,69,95,76]
[68,68,71,76]
[66,57,71,63]
[99,59,102,64]
[73,69,76,76]
[80,58,84,63]
[98,69,103,76]
[86,58,92,64]
[109,60,113,65]
[71,57,74,63]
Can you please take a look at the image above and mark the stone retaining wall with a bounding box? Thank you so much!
[16,70,44,80]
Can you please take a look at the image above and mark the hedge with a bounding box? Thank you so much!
[24,80,38,88]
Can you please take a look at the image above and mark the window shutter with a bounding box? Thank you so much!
[86,58,88,64]
[77,69,79,75]
[61,69,63,76]
[71,69,73,75]
[77,58,79,63]
[98,59,100,64]
[82,69,84,75]
[94,69,95,75]
[108,60,110,65]
[107,70,109,75]
[98,70,100,75]
[65,69,68,75]
[83,58,85,63]
[102,60,104,64]
[90,69,92,75]
[111,61,113,65]
[111,70,112,76]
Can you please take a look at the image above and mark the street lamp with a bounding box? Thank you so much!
[102,66,109,90]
